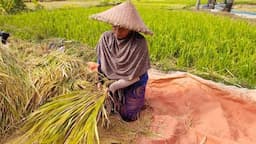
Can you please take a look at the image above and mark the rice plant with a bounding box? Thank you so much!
[9,84,109,144]
[0,5,255,88]
[2,41,109,144]
[26,50,95,111]
[0,46,32,136]
[140,9,256,88]
[0,1,255,89]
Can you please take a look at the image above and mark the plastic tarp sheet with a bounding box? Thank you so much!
[87,62,256,144]
[138,70,256,144]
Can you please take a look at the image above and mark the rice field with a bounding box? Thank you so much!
[0,3,255,88]
[0,0,256,143]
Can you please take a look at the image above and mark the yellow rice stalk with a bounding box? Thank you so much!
[0,47,32,136]
[1,39,110,143]
[9,81,109,144]
[26,51,95,111]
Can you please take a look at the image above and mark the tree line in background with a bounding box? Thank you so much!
[0,0,26,14]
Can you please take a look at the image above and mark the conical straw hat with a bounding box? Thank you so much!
[90,1,153,35]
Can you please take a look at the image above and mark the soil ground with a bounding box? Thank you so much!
[25,1,100,9]
[99,105,153,144]
[233,4,256,12]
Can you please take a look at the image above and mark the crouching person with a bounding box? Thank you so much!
[90,1,153,122]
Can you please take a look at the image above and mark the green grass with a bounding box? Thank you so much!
[0,7,109,45]
[0,3,255,88]
[140,8,256,87]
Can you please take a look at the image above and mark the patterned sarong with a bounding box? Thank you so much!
[117,73,148,122]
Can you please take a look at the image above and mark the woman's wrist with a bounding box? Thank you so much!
[109,77,139,93]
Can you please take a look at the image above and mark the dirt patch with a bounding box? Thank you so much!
[99,104,153,144]
[25,1,100,9]
[233,4,256,12]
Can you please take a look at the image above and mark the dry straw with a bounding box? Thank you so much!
[5,50,110,144]
[0,47,32,137]
[1,41,110,143]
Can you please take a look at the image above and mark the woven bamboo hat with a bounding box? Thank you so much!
[90,1,153,35]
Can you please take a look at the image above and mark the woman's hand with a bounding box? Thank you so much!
[97,82,102,90]
[97,82,109,94]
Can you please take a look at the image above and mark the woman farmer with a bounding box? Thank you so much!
[90,1,153,122]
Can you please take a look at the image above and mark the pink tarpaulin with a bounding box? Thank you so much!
[87,62,256,144]
[138,70,256,144]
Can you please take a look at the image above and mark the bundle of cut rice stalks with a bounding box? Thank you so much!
[6,49,111,144]
[8,81,109,144]
[0,47,33,136]
[26,51,97,111]
[1,40,111,144]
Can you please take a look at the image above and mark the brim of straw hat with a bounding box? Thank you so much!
[90,2,153,35]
